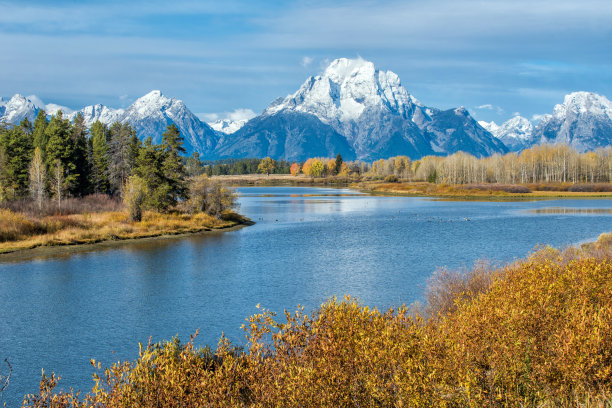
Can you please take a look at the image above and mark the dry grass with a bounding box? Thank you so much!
[0,209,246,254]
[355,181,612,199]
[211,174,357,186]
[0,194,123,217]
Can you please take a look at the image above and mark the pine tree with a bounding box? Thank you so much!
[90,121,110,194]
[186,152,204,177]
[335,153,343,175]
[70,113,91,196]
[0,121,34,198]
[32,109,48,156]
[20,117,33,135]
[160,124,188,206]
[45,111,75,194]
[108,122,137,194]
[134,137,166,211]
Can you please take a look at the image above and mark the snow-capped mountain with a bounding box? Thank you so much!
[480,116,534,152]
[209,119,247,134]
[0,94,38,123]
[69,91,218,155]
[531,92,612,152]
[1,91,218,156]
[118,91,218,154]
[0,94,72,124]
[219,57,507,160]
[74,104,124,125]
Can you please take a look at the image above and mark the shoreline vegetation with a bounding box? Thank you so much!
[19,232,612,407]
[0,117,248,259]
[212,173,612,199]
[0,205,251,256]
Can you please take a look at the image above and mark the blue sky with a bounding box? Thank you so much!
[1,0,611,124]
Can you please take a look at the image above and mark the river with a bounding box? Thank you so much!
[0,186,611,405]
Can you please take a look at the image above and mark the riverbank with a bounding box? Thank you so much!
[212,175,612,199]
[0,209,252,258]
[354,181,612,199]
[211,174,355,186]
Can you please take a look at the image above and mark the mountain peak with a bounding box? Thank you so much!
[554,91,612,119]
[323,57,376,82]
[264,57,420,124]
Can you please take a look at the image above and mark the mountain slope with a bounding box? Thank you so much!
[425,107,508,156]
[214,111,356,161]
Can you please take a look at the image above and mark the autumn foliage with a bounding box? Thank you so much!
[289,162,300,176]
[22,236,612,407]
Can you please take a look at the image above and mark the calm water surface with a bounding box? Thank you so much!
[1,187,611,405]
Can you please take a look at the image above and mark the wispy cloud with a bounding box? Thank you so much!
[301,56,314,67]
[475,104,504,114]
[198,108,257,123]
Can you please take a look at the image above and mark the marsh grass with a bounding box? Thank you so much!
[0,209,243,254]
[358,181,612,198]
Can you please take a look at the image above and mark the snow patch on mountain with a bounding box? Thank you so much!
[480,116,534,151]
[209,119,247,134]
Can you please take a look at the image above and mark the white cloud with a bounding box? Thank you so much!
[475,104,504,114]
[301,56,314,67]
[531,113,547,122]
[512,111,521,117]
[198,108,256,123]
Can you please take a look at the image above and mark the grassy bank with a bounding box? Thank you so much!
[353,180,612,199]
[0,208,250,255]
[22,233,612,407]
[211,174,356,186]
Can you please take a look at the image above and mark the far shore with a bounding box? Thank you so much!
[212,174,612,200]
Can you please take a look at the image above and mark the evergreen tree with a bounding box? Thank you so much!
[90,121,110,194]
[32,109,48,156]
[185,152,204,177]
[160,124,188,206]
[70,113,91,196]
[0,121,34,198]
[45,111,75,194]
[134,137,166,211]
[108,122,137,194]
[335,153,343,175]
[20,117,33,135]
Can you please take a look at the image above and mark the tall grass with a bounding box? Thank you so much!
[0,194,123,217]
